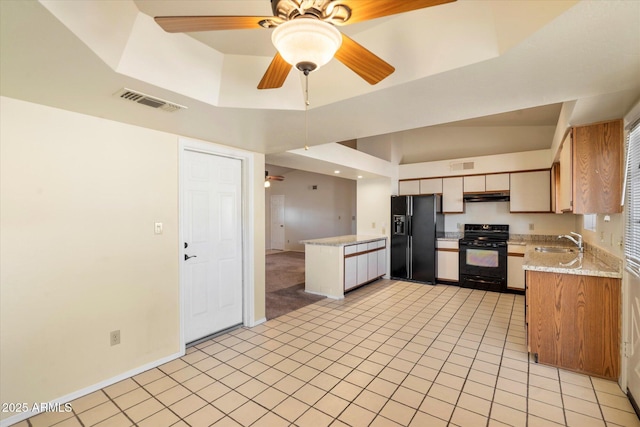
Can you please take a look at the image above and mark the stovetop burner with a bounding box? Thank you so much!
[461,224,509,242]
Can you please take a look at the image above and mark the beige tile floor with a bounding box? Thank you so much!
[18,280,640,427]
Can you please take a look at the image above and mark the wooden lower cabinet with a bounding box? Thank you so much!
[526,271,620,379]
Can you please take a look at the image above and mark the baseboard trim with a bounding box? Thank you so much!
[0,350,184,427]
[628,388,640,420]
[252,317,267,326]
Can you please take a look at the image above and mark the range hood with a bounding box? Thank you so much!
[463,192,510,203]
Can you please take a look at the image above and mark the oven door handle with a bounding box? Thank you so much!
[464,277,503,285]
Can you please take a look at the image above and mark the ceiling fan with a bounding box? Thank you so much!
[265,171,284,187]
[154,0,456,89]
[266,171,285,181]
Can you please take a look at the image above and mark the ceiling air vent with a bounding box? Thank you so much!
[450,161,475,172]
[114,88,187,112]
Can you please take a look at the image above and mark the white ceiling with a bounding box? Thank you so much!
[1,0,639,177]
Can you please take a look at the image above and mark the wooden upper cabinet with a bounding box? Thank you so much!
[572,119,623,214]
[559,131,573,212]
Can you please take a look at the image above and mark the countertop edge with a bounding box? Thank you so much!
[522,243,622,279]
[301,235,387,247]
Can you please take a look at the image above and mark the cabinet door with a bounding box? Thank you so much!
[442,177,464,213]
[507,255,525,290]
[420,178,443,194]
[368,251,378,281]
[486,173,510,191]
[357,253,368,285]
[573,119,623,213]
[399,180,419,195]
[463,175,485,193]
[510,170,551,212]
[344,256,358,290]
[436,249,459,281]
[527,271,620,379]
[559,131,573,212]
[378,248,386,277]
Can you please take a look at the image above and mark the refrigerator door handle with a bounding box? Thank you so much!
[407,235,412,279]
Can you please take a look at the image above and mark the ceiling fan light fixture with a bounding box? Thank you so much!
[272,19,342,72]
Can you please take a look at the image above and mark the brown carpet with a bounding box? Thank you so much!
[265,251,325,319]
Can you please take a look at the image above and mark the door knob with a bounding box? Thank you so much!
[185,254,197,261]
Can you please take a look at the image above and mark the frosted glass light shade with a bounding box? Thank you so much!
[272,19,342,71]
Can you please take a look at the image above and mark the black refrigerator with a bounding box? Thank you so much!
[390,194,444,284]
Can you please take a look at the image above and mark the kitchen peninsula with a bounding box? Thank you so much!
[301,235,387,299]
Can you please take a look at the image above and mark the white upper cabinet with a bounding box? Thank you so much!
[486,173,510,191]
[510,170,551,212]
[463,175,485,193]
[442,177,464,213]
[398,180,419,195]
[420,178,443,194]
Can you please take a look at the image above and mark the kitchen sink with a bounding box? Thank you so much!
[535,246,576,253]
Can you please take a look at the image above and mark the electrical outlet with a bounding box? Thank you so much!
[529,223,534,231]
[372,222,376,229]
[110,330,121,346]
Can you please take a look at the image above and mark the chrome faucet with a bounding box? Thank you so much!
[558,232,583,252]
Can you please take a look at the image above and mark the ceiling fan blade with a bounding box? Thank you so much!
[340,0,456,25]
[154,16,272,32]
[334,34,395,85]
[267,176,285,181]
[258,53,292,89]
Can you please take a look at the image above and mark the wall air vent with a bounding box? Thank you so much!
[113,88,187,112]
[450,161,475,171]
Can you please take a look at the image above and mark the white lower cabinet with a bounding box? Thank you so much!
[378,245,386,276]
[436,240,459,282]
[344,239,386,291]
[344,256,358,290]
[507,244,525,290]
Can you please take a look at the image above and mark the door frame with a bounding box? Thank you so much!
[178,137,259,350]
[270,194,285,250]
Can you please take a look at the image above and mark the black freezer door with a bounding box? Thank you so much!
[390,196,409,279]
[411,195,440,284]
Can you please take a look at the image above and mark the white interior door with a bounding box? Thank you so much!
[270,194,285,250]
[183,150,243,343]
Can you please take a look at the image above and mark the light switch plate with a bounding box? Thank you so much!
[154,222,163,234]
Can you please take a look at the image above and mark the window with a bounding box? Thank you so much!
[584,214,596,232]
[625,120,640,277]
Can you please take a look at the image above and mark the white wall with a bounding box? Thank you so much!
[357,177,392,237]
[399,149,552,180]
[445,202,576,235]
[397,126,556,164]
[265,169,356,252]
[0,96,265,422]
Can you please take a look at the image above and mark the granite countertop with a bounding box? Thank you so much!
[301,234,387,247]
[522,243,622,278]
[437,237,460,242]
